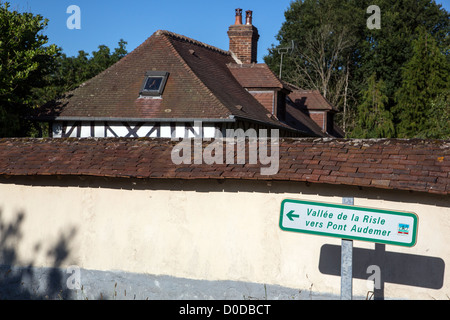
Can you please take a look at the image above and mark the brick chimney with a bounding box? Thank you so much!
[227,9,260,64]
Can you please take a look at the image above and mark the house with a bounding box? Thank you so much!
[34,9,343,139]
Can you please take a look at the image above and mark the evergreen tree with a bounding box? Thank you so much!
[351,73,394,138]
[357,0,450,101]
[394,27,449,138]
[419,92,450,139]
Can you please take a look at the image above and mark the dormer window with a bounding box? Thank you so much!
[140,71,169,96]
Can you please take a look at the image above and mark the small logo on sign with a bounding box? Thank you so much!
[398,223,409,235]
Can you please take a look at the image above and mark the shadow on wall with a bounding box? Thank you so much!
[0,208,77,299]
[318,243,445,300]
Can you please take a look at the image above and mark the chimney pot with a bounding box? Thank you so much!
[245,10,253,25]
[228,9,259,64]
[234,8,242,25]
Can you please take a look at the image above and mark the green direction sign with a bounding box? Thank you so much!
[280,199,418,247]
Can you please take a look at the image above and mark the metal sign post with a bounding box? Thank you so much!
[341,197,354,300]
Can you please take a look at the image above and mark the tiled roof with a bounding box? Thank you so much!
[228,63,284,89]
[165,32,288,128]
[0,138,449,195]
[288,89,338,112]
[34,30,296,132]
[228,66,335,137]
[284,99,328,137]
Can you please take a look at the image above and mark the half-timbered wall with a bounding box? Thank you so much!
[52,121,218,139]
[51,121,301,138]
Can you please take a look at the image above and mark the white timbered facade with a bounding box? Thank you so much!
[51,119,300,139]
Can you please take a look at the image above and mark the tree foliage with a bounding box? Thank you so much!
[350,73,394,138]
[265,0,450,138]
[394,27,449,138]
[0,1,127,137]
[0,2,58,137]
[265,0,366,131]
[419,92,450,139]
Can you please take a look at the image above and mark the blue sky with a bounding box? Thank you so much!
[7,0,450,63]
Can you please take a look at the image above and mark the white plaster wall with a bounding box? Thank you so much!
[0,177,448,299]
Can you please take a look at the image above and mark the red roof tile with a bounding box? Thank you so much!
[228,63,284,89]
[0,138,449,195]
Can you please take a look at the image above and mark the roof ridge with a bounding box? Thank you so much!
[156,30,230,56]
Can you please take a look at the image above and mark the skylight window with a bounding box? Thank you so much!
[140,71,169,96]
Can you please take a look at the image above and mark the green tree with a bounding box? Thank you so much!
[356,0,449,110]
[419,92,450,139]
[0,2,59,137]
[265,0,449,137]
[265,0,365,109]
[351,73,394,138]
[394,27,449,138]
